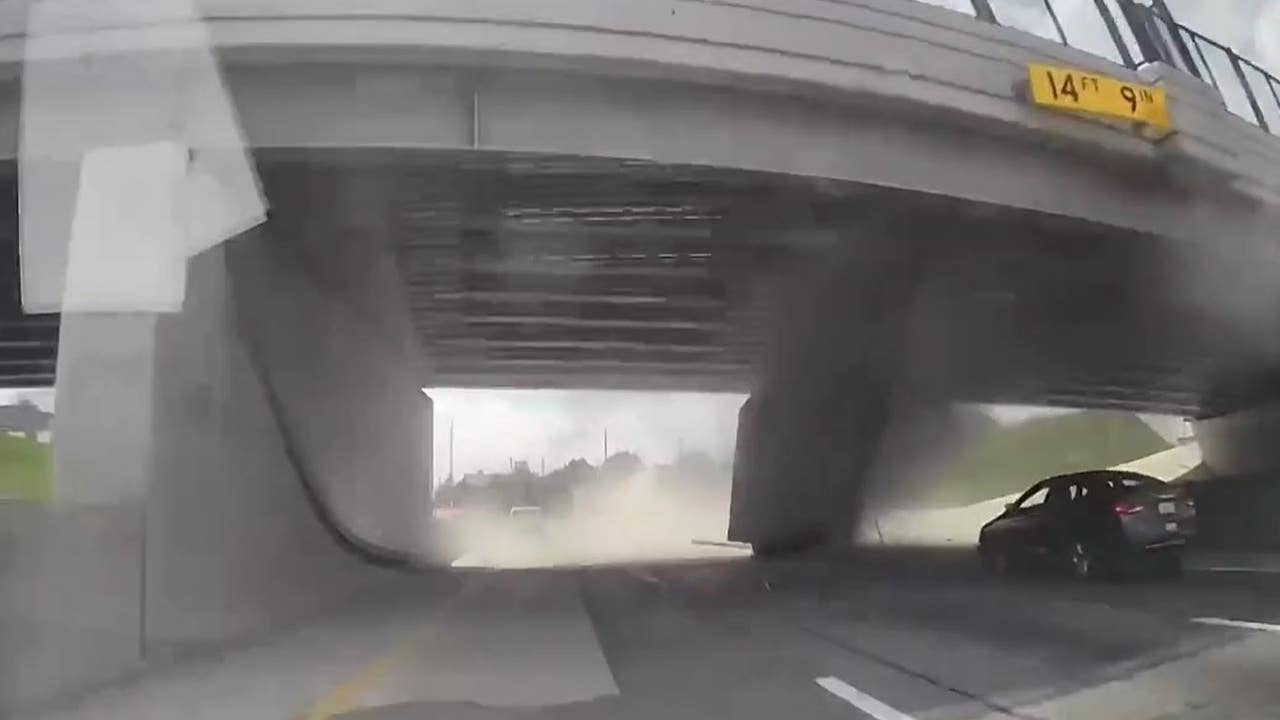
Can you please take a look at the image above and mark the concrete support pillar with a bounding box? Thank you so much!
[1190,404,1280,550]
[143,241,408,658]
[2,223,437,712]
[224,227,434,561]
[728,230,924,553]
[1,314,156,712]
[729,384,893,552]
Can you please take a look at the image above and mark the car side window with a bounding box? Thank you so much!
[1087,477,1117,502]
[1069,479,1097,510]
[1044,482,1072,510]
[1015,484,1050,510]
[1072,479,1094,501]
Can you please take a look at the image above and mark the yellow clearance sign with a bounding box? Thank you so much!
[1027,63,1173,139]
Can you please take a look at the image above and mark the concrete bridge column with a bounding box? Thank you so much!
[143,228,435,659]
[222,223,435,564]
[2,223,436,713]
[729,377,900,553]
[0,313,157,713]
[728,231,925,554]
[1191,404,1280,550]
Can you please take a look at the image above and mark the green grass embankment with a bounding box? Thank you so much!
[0,433,51,502]
[923,412,1171,507]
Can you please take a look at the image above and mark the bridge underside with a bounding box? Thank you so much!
[2,149,1280,415]
[7,148,1275,417]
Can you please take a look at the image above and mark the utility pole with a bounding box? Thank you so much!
[603,427,609,464]
[448,420,454,483]
[541,456,545,476]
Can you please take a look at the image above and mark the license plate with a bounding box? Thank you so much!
[1165,521,1179,532]
[1158,502,1176,514]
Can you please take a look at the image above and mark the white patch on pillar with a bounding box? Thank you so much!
[19,0,265,313]
[63,142,188,312]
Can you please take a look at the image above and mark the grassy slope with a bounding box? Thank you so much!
[0,434,51,502]
[923,412,1172,507]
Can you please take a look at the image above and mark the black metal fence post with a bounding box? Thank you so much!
[1114,0,1168,66]
[1230,56,1271,131]
[1041,0,1069,46]
[1148,0,1199,74]
[969,0,998,24]
[1091,0,1135,68]
[1188,34,1220,88]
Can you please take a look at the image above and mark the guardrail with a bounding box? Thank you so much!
[921,0,1280,135]
[1135,4,1280,133]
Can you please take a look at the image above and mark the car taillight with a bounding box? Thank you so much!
[1113,501,1144,515]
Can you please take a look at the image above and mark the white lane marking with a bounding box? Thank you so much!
[815,677,917,720]
[450,552,483,568]
[629,568,661,585]
[1194,566,1280,574]
[1192,617,1280,632]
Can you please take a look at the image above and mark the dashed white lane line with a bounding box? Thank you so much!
[627,568,661,585]
[816,677,917,720]
[1192,617,1280,632]
[1194,566,1280,574]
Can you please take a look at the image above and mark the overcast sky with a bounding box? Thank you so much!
[0,388,53,412]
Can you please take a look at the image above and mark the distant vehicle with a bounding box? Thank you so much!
[507,505,545,535]
[978,470,1196,580]
[432,505,466,521]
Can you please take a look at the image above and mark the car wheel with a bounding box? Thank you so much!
[1068,541,1098,581]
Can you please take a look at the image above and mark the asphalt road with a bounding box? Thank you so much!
[26,547,1280,720]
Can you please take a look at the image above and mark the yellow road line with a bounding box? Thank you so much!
[299,641,413,720]
[300,578,483,720]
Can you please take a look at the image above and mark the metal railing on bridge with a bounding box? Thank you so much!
[920,0,1280,135]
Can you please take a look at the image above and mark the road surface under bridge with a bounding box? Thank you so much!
[18,550,1280,720]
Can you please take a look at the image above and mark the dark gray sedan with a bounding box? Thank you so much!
[978,470,1196,580]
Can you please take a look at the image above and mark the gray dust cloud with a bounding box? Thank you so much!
[444,468,746,568]
[428,388,748,568]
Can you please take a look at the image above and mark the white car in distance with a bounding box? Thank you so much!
[507,505,545,536]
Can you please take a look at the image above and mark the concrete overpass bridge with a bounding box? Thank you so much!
[1,0,1278,408]
[3,0,1280,712]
